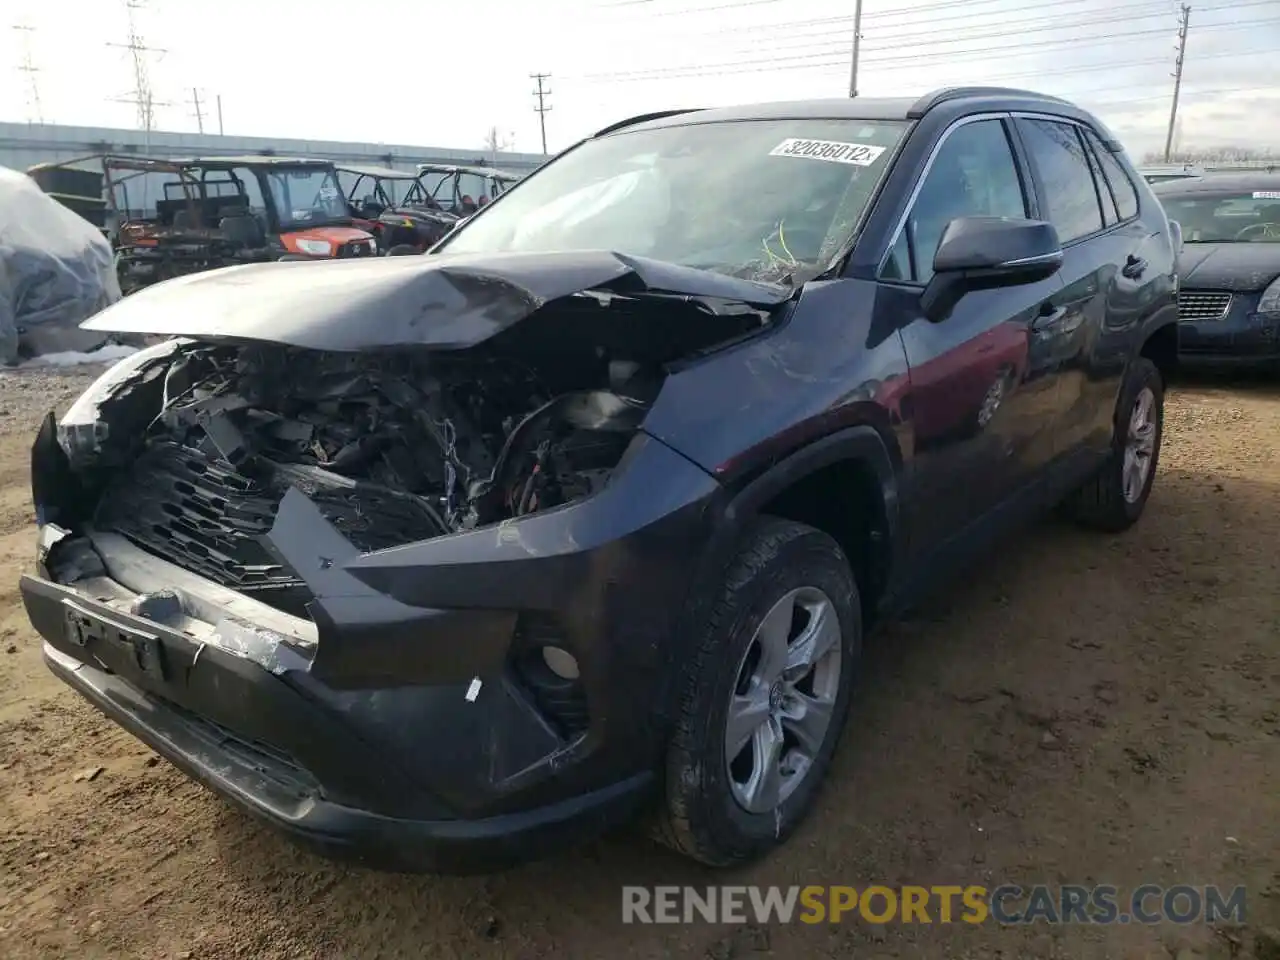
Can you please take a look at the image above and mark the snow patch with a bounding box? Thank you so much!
[19,343,140,368]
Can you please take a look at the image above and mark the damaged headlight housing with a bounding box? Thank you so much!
[1258,276,1280,318]
[294,238,333,257]
[57,339,184,465]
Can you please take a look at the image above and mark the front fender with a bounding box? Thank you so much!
[693,423,899,579]
[668,424,901,691]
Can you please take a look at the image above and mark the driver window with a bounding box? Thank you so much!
[883,119,1027,284]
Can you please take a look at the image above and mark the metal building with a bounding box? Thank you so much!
[0,121,547,176]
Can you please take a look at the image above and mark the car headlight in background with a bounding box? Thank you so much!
[295,238,332,256]
[1258,276,1280,317]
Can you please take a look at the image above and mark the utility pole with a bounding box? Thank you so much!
[848,0,864,98]
[1163,4,1191,163]
[190,87,204,133]
[107,0,170,133]
[216,94,224,135]
[12,23,45,124]
[531,72,552,155]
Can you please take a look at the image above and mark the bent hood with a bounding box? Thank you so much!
[80,249,791,351]
[1178,243,1280,292]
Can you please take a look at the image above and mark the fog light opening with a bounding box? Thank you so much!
[540,645,580,680]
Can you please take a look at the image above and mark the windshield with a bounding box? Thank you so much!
[264,167,350,229]
[1160,191,1280,242]
[440,118,909,282]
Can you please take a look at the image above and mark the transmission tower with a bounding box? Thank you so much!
[107,0,170,131]
[12,23,45,124]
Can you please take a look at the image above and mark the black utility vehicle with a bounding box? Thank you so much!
[1154,172,1280,367]
[337,164,459,254]
[21,87,1178,874]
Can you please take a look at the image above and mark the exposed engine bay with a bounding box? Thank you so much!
[47,251,784,620]
[75,340,661,616]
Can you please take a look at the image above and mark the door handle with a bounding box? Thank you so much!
[1031,305,1068,331]
[1122,254,1147,279]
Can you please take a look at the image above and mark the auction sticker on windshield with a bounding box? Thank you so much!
[770,139,887,166]
[1253,191,1280,199]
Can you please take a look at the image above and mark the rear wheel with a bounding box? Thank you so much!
[1063,357,1163,531]
[654,517,860,866]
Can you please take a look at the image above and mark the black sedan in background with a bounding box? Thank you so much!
[1155,173,1280,367]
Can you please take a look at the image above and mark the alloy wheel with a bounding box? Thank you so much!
[724,586,843,814]
[1122,386,1157,503]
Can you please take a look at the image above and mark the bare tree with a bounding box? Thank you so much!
[1142,145,1280,164]
[482,126,515,161]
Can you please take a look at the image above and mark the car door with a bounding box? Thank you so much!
[1011,116,1151,471]
[877,115,1068,558]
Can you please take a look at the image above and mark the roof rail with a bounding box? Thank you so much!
[907,86,1069,119]
[592,108,704,138]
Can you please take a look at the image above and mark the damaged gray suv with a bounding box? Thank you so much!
[21,88,1178,873]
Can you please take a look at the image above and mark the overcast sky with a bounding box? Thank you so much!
[3,0,1278,160]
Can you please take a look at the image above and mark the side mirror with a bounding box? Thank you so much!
[920,217,1063,322]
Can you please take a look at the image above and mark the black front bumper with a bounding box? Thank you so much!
[23,431,723,872]
[34,628,650,874]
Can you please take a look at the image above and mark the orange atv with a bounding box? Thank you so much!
[89,155,378,293]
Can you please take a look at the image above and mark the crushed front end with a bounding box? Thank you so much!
[19,268,764,870]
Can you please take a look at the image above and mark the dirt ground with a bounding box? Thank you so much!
[0,363,1276,960]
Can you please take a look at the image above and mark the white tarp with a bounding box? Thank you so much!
[0,164,120,364]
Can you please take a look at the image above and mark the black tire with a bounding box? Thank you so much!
[1063,356,1163,532]
[654,516,861,866]
[386,244,420,257]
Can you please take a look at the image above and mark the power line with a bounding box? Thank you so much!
[531,72,553,155]
[728,2,1193,55]
[106,0,170,132]
[826,15,1274,68]
[1164,3,1191,162]
[707,0,1154,43]
[1087,83,1270,110]
[727,0,1271,57]
[568,17,1277,83]
[11,23,44,125]
[584,0,1079,24]
[568,0,1261,52]
[565,41,1274,86]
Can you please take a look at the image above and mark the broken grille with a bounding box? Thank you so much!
[1177,290,1233,323]
[96,441,302,595]
[94,441,442,611]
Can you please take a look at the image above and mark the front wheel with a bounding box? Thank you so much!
[1063,356,1164,531]
[654,517,860,867]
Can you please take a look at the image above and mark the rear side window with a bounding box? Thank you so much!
[1083,129,1140,221]
[1018,118,1104,243]
[1083,144,1118,226]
